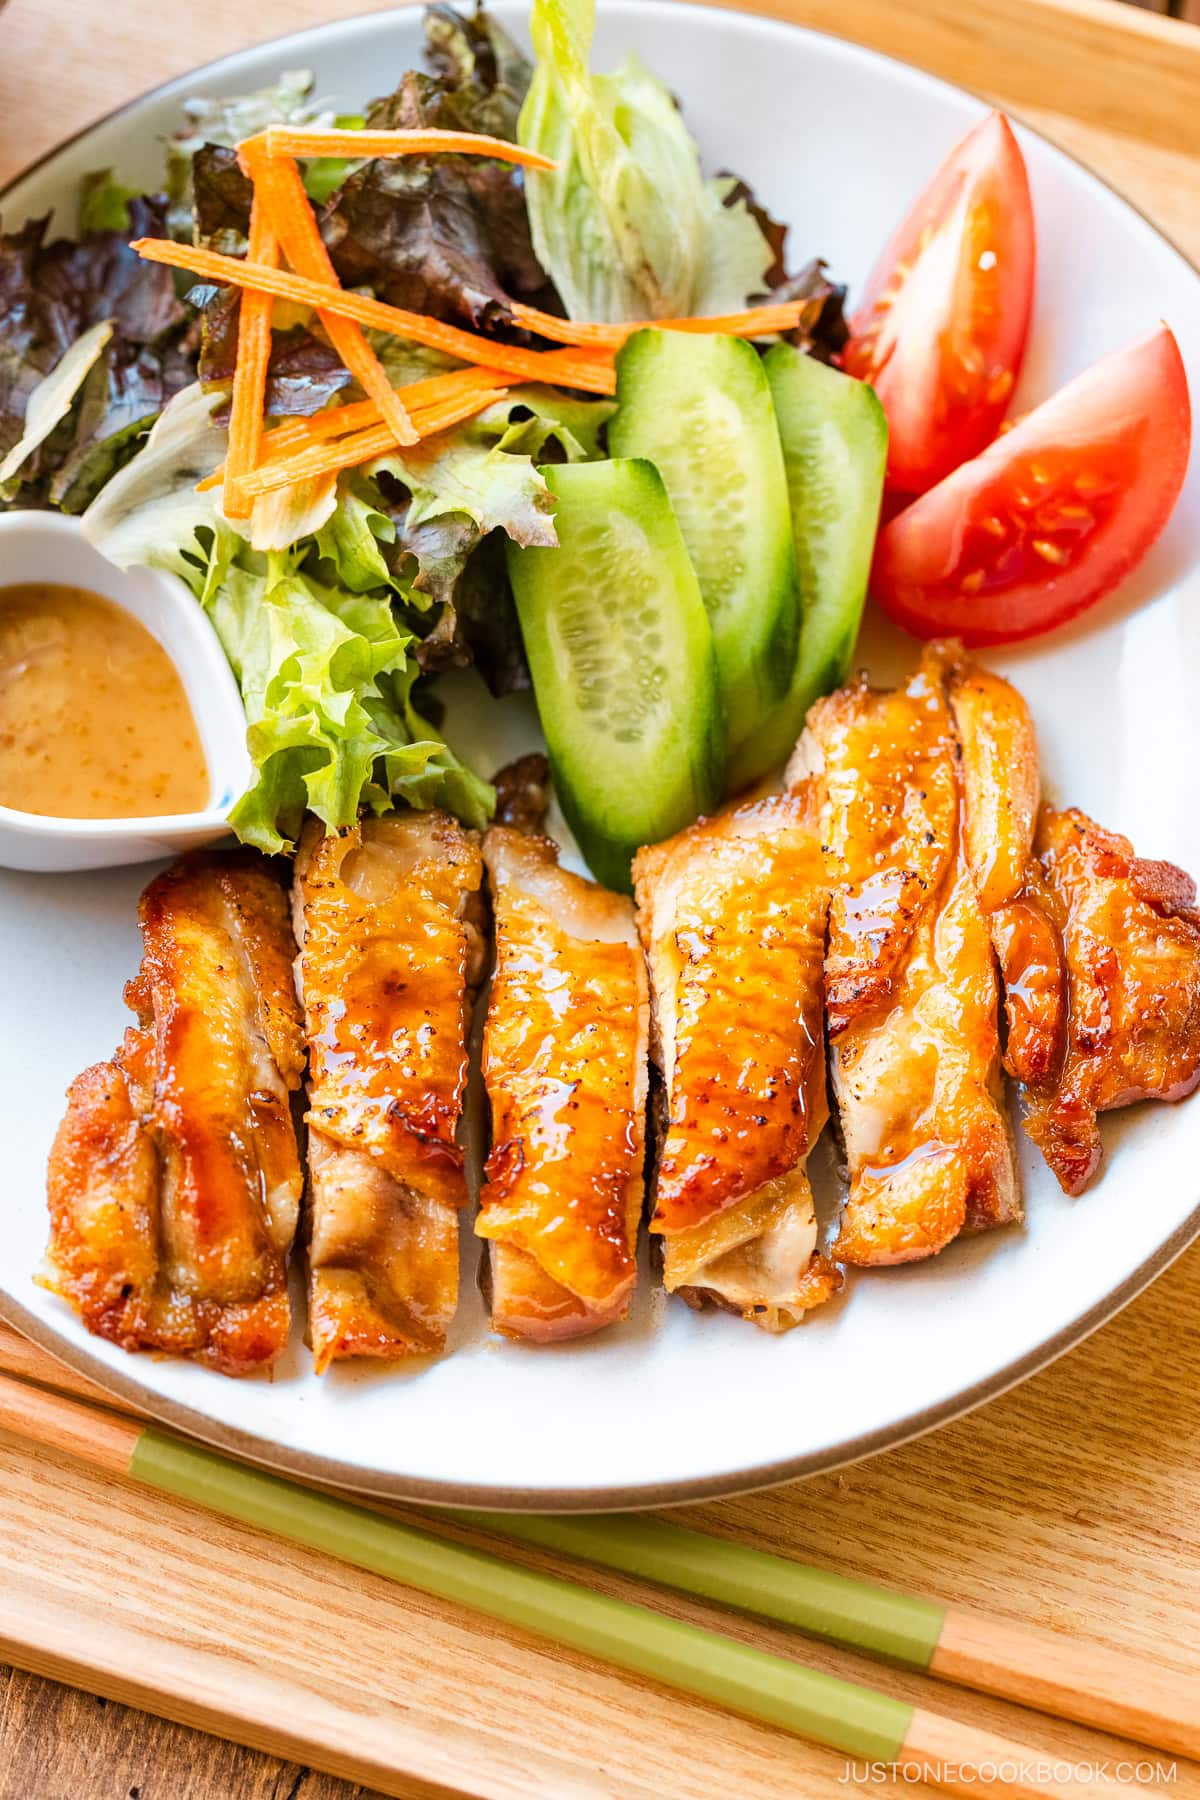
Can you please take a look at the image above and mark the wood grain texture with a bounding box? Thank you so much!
[0,1365,139,1474]
[2,1245,1200,1798]
[5,1324,1199,1766]
[686,0,1200,156]
[900,1709,1139,1800]
[0,1667,388,1800]
[1,1,1199,1796]
[0,0,1199,264]
[0,1574,621,1800]
[932,1608,1200,1760]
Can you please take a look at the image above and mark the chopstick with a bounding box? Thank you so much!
[0,1356,1142,1800]
[4,1326,1196,1764]
[457,1518,1200,1762]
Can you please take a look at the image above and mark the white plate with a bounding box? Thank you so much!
[2,1,1198,1510]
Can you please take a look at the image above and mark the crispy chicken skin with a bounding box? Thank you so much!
[1024,807,1200,1194]
[477,826,648,1342]
[943,647,1065,1087]
[294,812,483,1369]
[795,646,1020,1265]
[43,852,305,1375]
[939,648,1200,1192]
[634,788,841,1330]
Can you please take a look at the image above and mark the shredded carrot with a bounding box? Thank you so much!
[238,138,419,447]
[407,384,510,434]
[130,236,617,394]
[264,125,557,171]
[509,299,817,349]
[197,366,517,492]
[222,195,278,519]
[237,385,510,498]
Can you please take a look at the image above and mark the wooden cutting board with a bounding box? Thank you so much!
[2,2,1200,1796]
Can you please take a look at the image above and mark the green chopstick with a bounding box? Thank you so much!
[449,1510,1200,1762]
[7,1372,1078,1795]
[129,1428,908,1762]
[2,1371,1185,1787]
[454,1509,943,1667]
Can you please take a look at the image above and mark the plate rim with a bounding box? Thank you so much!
[3,0,1199,1511]
[2,0,1196,280]
[4,1209,1199,1509]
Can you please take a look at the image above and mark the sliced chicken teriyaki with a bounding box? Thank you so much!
[935,645,1200,1193]
[294,811,484,1369]
[43,851,305,1375]
[944,650,1065,1089]
[794,644,1020,1265]
[634,787,841,1330]
[1021,807,1200,1194]
[478,823,649,1342]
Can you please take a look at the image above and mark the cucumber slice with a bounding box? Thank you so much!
[507,458,723,890]
[609,330,798,761]
[729,346,888,790]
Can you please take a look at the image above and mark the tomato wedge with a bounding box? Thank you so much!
[871,327,1191,645]
[843,112,1035,495]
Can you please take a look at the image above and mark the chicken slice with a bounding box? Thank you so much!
[477,826,648,1342]
[634,788,841,1331]
[1024,806,1200,1194]
[294,812,483,1369]
[43,851,305,1375]
[943,647,1065,1087]
[796,648,1019,1265]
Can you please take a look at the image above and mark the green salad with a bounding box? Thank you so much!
[0,0,884,885]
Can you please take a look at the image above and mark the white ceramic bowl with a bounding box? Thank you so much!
[0,513,250,871]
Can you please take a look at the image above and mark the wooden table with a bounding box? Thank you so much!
[3,1,1200,1796]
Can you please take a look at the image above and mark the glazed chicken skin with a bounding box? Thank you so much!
[294,812,483,1369]
[477,825,648,1342]
[633,787,841,1330]
[1023,807,1200,1194]
[794,645,1020,1265]
[944,650,1065,1088]
[936,645,1200,1192]
[43,851,305,1375]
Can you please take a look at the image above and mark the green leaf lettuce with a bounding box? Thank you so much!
[82,384,493,852]
[517,0,775,321]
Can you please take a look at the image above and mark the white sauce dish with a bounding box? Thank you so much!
[0,512,249,872]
